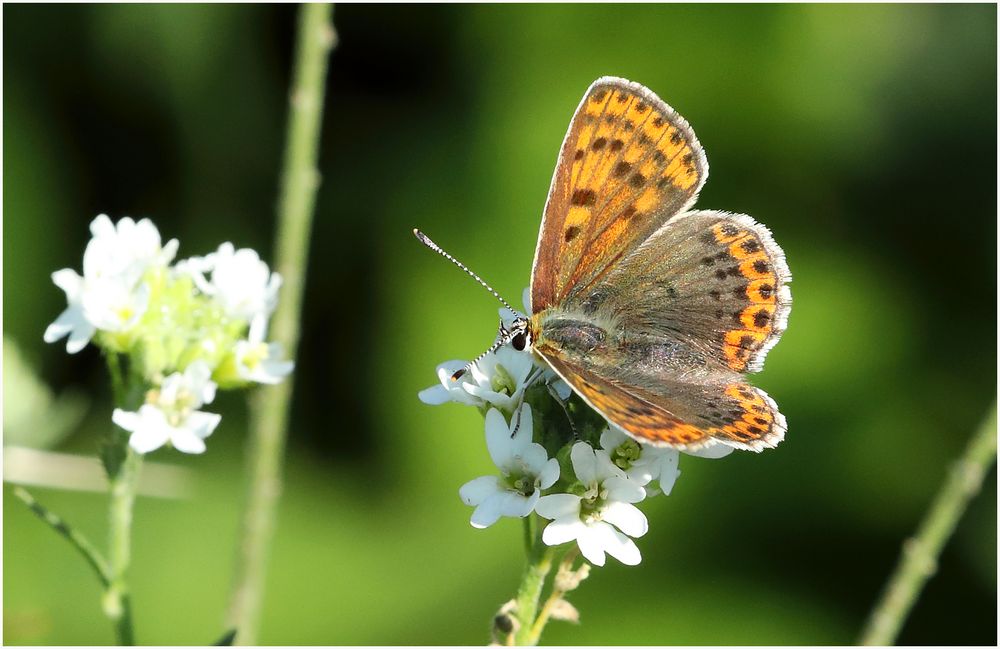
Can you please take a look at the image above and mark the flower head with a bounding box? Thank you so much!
[180,242,281,330]
[85,214,178,284]
[600,427,680,496]
[418,344,541,414]
[44,215,175,353]
[459,405,560,528]
[536,442,648,566]
[112,361,221,454]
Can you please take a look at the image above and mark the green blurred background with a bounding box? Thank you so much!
[4,3,996,645]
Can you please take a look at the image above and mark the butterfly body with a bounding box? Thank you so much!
[523,77,792,453]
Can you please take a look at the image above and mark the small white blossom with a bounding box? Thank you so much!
[459,405,559,528]
[180,242,281,330]
[112,361,221,454]
[601,427,680,497]
[85,214,178,284]
[536,442,648,567]
[233,318,294,384]
[81,276,151,334]
[45,215,174,352]
[418,345,540,412]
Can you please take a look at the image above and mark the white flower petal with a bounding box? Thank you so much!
[599,524,642,566]
[470,492,506,529]
[538,458,560,490]
[122,407,172,454]
[484,408,515,469]
[542,516,587,547]
[625,464,656,486]
[508,404,534,453]
[51,269,84,297]
[570,442,598,485]
[459,475,501,506]
[575,524,608,567]
[683,442,735,459]
[535,493,581,520]
[656,453,681,495]
[89,213,115,238]
[515,443,549,475]
[65,321,96,353]
[418,385,454,405]
[593,449,625,481]
[603,476,646,504]
[111,408,141,432]
[550,378,572,401]
[498,491,536,518]
[170,429,207,454]
[185,411,221,439]
[600,427,630,451]
[602,501,648,538]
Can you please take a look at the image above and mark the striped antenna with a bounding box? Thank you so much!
[413,229,517,314]
[448,320,516,381]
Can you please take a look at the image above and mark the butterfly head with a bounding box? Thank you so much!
[508,316,532,352]
[449,315,533,382]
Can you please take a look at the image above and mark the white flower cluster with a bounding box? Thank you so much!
[420,330,732,567]
[45,214,294,455]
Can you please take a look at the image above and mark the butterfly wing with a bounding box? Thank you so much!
[587,210,792,373]
[538,346,785,451]
[530,77,708,314]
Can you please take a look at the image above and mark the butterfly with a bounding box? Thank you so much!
[418,77,791,452]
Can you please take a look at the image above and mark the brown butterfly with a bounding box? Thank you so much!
[417,77,791,452]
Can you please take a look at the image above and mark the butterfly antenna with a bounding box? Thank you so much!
[413,229,517,315]
[452,333,508,382]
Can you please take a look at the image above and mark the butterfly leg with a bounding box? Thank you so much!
[510,403,525,438]
[546,381,579,441]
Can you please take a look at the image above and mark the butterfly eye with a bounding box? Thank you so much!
[511,331,527,351]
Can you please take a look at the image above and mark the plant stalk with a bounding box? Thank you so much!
[225,4,335,644]
[13,486,112,587]
[858,402,997,645]
[512,519,557,646]
[525,547,580,644]
[104,447,141,645]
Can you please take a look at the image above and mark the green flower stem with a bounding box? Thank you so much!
[525,547,580,644]
[100,350,141,644]
[225,4,335,645]
[12,486,112,587]
[105,446,142,645]
[106,351,126,405]
[522,511,536,555]
[513,519,557,646]
[859,402,997,646]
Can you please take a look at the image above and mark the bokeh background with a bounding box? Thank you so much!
[3,3,996,645]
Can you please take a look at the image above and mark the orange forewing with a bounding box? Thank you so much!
[530,77,708,313]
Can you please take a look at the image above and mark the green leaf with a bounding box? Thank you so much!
[213,629,238,646]
[100,428,130,480]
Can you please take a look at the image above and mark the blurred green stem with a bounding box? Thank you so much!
[225,4,335,645]
[103,351,141,644]
[105,447,141,645]
[512,519,556,646]
[859,402,997,646]
[12,486,112,586]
